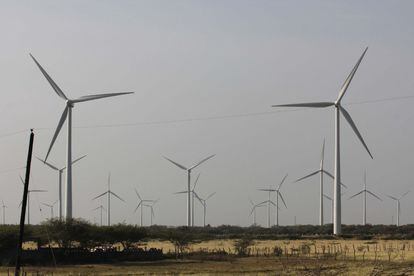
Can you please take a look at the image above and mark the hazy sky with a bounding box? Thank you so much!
[0,0,413,226]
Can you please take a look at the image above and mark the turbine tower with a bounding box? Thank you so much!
[295,140,346,226]
[92,205,106,226]
[388,191,409,227]
[19,176,47,225]
[36,155,86,220]
[134,188,155,226]
[348,171,381,225]
[1,200,6,225]
[41,200,58,219]
[249,199,265,226]
[30,54,133,220]
[273,48,372,234]
[174,173,201,227]
[195,192,216,227]
[258,174,288,227]
[164,155,215,226]
[92,173,125,226]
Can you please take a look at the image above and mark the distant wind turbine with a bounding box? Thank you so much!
[92,173,125,226]
[195,192,216,227]
[348,171,381,225]
[273,48,372,234]
[388,191,409,227]
[174,173,201,227]
[295,140,346,226]
[41,200,58,219]
[258,174,288,227]
[36,155,86,220]
[142,200,158,226]
[30,54,133,220]
[19,176,47,224]
[92,205,106,226]
[1,200,7,225]
[164,155,215,226]
[249,199,265,226]
[134,188,155,226]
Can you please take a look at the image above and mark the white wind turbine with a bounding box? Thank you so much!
[195,192,216,227]
[92,173,125,226]
[348,171,381,225]
[258,174,288,227]
[174,173,201,227]
[134,188,155,226]
[92,205,106,226]
[30,54,133,220]
[41,200,58,219]
[142,200,158,226]
[36,155,86,220]
[164,155,215,226]
[19,176,47,225]
[249,199,265,226]
[388,191,409,227]
[295,140,346,226]
[273,48,372,234]
[1,200,7,225]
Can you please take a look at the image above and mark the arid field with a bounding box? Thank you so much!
[4,239,414,275]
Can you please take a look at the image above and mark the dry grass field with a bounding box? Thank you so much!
[3,239,414,275]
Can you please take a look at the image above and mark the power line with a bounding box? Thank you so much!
[0,94,413,136]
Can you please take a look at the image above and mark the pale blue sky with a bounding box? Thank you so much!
[0,1,413,226]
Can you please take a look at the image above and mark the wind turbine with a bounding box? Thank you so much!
[36,155,86,220]
[388,191,409,227]
[295,140,346,226]
[164,155,215,226]
[195,192,216,227]
[134,188,155,226]
[1,200,6,225]
[258,174,288,227]
[19,176,47,225]
[273,48,372,234]
[92,205,106,226]
[92,173,125,226]
[41,200,58,219]
[348,171,381,225]
[249,199,265,226]
[174,173,201,227]
[142,200,158,226]
[30,54,133,220]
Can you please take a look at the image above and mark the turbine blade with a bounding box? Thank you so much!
[400,191,410,200]
[206,192,216,200]
[71,92,134,103]
[134,188,142,200]
[367,190,382,201]
[268,200,277,207]
[278,192,287,209]
[272,102,335,108]
[193,173,201,191]
[134,202,142,213]
[92,206,101,211]
[110,191,125,202]
[92,191,108,201]
[294,170,319,183]
[257,189,275,192]
[321,139,325,165]
[323,194,332,201]
[336,47,368,103]
[340,106,373,159]
[322,170,347,188]
[348,190,363,200]
[249,199,255,206]
[387,195,398,201]
[36,157,59,171]
[30,190,47,193]
[277,174,288,190]
[45,106,69,162]
[19,175,25,185]
[163,156,188,171]
[72,155,87,165]
[29,54,68,100]
[189,154,215,171]
[193,192,203,204]
[151,207,155,218]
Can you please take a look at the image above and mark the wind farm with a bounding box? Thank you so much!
[0,1,413,274]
